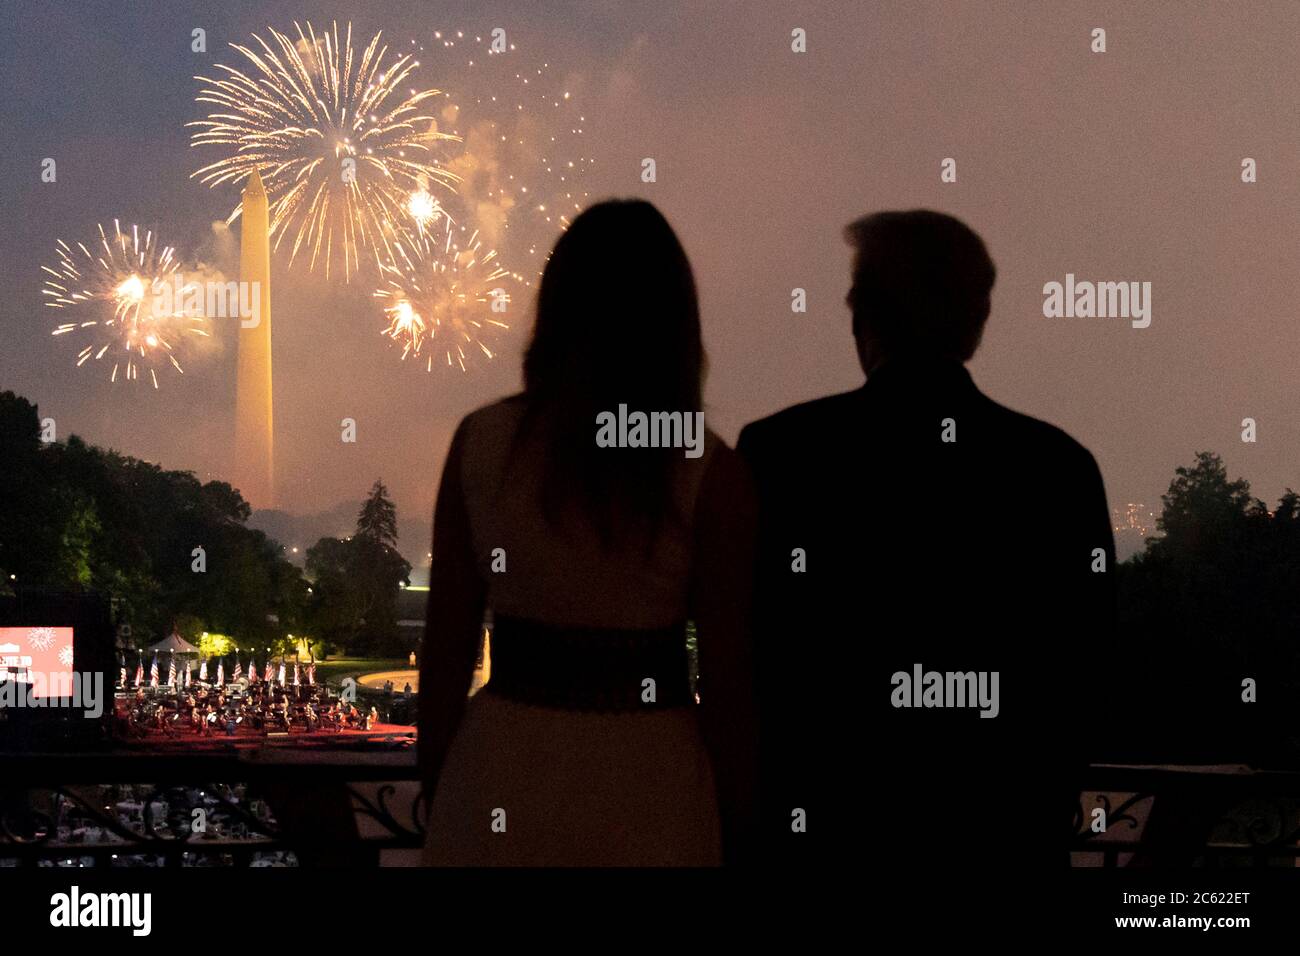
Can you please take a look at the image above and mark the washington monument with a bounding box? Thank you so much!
[234,168,273,508]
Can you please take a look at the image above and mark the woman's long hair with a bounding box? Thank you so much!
[517,199,704,546]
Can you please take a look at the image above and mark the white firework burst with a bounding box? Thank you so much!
[58,645,74,668]
[28,627,57,651]
[189,20,462,281]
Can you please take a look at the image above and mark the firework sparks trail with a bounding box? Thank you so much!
[189,20,462,281]
[375,229,517,372]
[415,29,596,286]
[42,221,211,388]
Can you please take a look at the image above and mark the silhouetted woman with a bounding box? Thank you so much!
[419,199,757,865]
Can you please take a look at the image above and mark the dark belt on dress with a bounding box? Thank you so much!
[484,615,693,712]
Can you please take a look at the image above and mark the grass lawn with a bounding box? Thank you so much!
[309,657,419,726]
[311,657,409,688]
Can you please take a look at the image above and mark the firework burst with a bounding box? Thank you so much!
[189,20,461,281]
[375,229,516,372]
[42,221,210,388]
[405,182,455,240]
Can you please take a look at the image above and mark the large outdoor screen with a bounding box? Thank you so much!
[0,626,75,699]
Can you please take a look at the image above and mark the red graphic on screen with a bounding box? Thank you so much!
[0,626,75,699]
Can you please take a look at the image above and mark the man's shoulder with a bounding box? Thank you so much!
[738,389,863,453]
[977,394,1100,472]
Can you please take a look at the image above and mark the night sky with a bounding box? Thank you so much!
[3,1,1296,566]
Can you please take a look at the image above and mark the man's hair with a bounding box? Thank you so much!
[844,210,996,362]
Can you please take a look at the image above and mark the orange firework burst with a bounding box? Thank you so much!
[375,229,516,372]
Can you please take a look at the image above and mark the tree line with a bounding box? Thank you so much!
[1115,452,1300,765]
[0,391,411,658]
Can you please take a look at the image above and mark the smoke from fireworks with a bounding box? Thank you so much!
[189,21,461,281]
[42,221,211,388]
[415,29,595,284]
[375,229,516,372]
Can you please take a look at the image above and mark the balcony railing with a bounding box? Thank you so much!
[0,749,425,866]
[5,753,1299,866]
[1073,764,1300,867]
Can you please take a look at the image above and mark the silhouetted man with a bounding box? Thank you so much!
[738,211,1115,883]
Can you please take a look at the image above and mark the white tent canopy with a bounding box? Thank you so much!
[147,631,201,655]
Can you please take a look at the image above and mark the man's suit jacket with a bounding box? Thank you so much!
[737,358,1115,871]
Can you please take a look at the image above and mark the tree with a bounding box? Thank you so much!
[1117,452,1300,766]
[0,391,74,587]
[356,479,399,548]
[0,390,305,651]
[49,484,99,588]
[352,479,411,652]
[305,536,367,653]
[1153,451,1257,555]
[304,480,412,655]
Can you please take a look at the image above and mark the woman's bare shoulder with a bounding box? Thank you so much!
[458,393,528,438]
